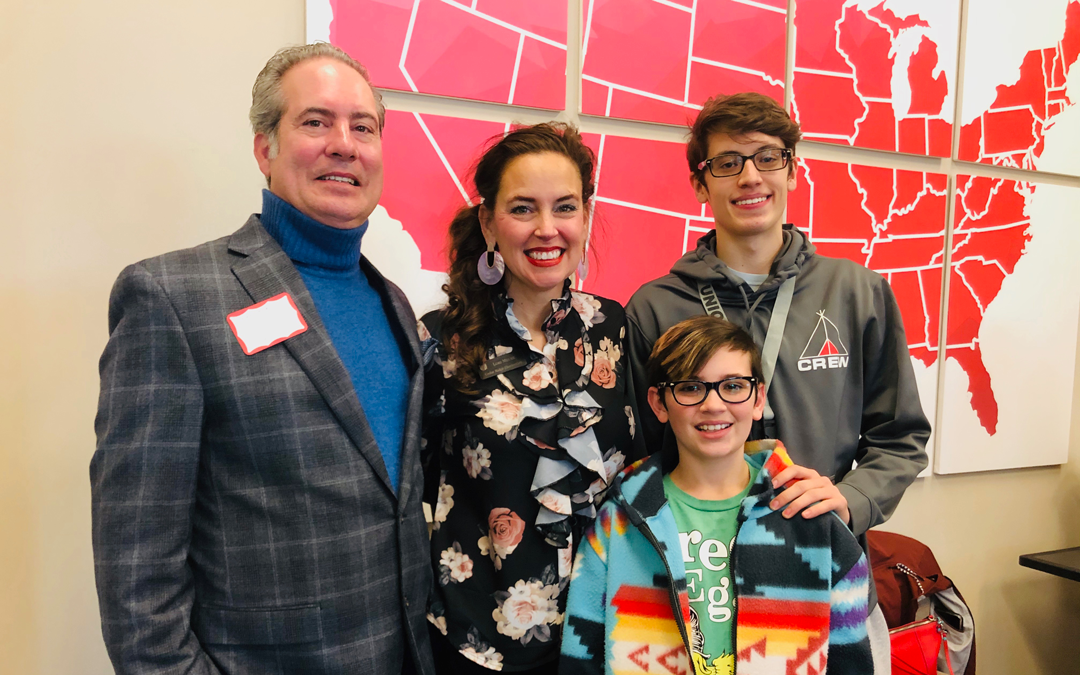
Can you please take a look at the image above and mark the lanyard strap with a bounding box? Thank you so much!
[697,275,796,425]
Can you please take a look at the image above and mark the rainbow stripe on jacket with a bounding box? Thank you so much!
[560,441,873,675]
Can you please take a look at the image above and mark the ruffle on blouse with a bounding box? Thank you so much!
[493,284,626,548]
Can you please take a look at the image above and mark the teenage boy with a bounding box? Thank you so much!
[560,316,874,675]
[626,92,929,553]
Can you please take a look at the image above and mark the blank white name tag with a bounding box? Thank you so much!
[226,293,308,356]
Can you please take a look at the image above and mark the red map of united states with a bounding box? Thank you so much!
[790,0,1079,435]
[581,0,787,124]
[330,0,568,109]
[327,0,1080,437]
[794,0,953,156]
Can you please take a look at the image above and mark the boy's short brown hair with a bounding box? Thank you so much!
[687,92,802,185]
[646,315,764,394]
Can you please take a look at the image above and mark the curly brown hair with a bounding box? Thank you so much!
[441,123,597,389]
[687,92,801,186]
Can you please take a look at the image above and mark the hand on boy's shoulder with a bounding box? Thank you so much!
[769,464,851,526]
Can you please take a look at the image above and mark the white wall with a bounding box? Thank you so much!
[1,1,1077,672]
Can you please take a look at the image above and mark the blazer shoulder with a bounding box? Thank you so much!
[130,236,224,276]
[129,216,261,282]
[109,217,268,326]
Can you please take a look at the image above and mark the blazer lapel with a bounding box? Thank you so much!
[362,258,422,369]
[361,257,423,508]
[228,216,394,493]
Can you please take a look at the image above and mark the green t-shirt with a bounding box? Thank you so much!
[662,462,759,675]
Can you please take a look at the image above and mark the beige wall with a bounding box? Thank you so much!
[2,1,1077,673]
[1,2,304,672]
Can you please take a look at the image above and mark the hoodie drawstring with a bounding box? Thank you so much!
[740,287,765,334]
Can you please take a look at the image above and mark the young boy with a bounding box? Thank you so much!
[560,316,874,675]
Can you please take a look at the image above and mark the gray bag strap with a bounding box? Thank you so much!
[697,275,797,425]
[698,282,727,320]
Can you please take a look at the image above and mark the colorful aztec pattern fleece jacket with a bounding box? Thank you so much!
[559,441,873,675]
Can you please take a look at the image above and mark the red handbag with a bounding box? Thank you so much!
[869,531,975,675]
[890,616,954,675]
[888,564,955,675]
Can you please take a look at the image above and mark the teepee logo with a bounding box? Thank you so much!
[798,311,849,371]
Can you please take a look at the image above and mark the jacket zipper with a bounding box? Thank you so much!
[730,540,739,668]
[637,520,695,671]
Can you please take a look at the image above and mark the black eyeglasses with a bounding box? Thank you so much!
[657,377,759,406]
[697,148,793,178]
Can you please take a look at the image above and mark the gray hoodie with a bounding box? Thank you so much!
[625,225,930,539]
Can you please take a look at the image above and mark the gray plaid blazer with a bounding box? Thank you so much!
[91,215,435,675]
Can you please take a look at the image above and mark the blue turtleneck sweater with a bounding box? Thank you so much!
[260,190,408,491]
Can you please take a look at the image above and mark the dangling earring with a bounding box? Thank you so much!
[576,248,589,282]
[477,243,505,285]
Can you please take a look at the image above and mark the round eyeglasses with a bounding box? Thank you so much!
[697,148,793,178]
[657,377,759,406]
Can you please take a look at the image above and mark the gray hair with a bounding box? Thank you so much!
[250,43,386,156]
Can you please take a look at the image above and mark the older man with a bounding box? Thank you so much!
[91,44,433,674]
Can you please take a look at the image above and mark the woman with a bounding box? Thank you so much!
[419,123,638,673]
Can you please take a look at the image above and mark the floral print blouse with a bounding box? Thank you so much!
[418,284,637,671]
